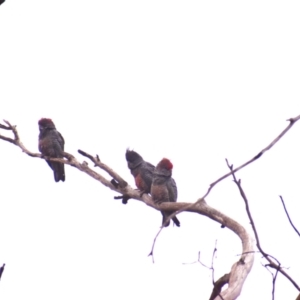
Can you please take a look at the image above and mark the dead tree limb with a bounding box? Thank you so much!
[226,160,300,293]
[202,114,300,199]
[0,264,5,281]
[162,114,300,228]
[0,119,254,300]
[279,195,300,238]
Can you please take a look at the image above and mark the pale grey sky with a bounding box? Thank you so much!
[0,1,300,299]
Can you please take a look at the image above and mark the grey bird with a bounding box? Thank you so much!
[38,118,65,182]
[151,158,180,227]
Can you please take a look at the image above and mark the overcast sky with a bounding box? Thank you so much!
[0,1,300,299]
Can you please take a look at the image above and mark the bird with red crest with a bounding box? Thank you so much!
[38,118,65,182]
[151,158,180,227]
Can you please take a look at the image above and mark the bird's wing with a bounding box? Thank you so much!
[168,178,178,202]
[57,131,65,150]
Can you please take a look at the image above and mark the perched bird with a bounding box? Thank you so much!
[38,118,65,182]
[125,149,155,196]
[151,158,180,227]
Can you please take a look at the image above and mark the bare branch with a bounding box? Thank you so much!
[202,114,300,200]
[264,262,281,300]
[159,199,255,300]
[78,149,128,188]
[0,264,5,281]
[183,245,218,267]
[0,119,277,299]
[271,264,280,300]
[209,273,229,300]
[226,160,300,292]
[182,243,228,300]
[162,114,300,229]
[0,121,122,191]
[0,122,10,130]
[148,226,164,263]
[182,251,211,268]
[279,195,300,237]
[209,240,218,285]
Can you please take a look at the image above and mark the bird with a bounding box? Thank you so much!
[151,158,180,227]
[38,118,65,182]
[125,149,155,196]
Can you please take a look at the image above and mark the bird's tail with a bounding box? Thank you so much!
[53,162,65,182]
[162,213,180,227]
[162,212,171,227]
[172,216,180,227]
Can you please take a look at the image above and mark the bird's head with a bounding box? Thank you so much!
[38,118,56,132]
[156,158,173,171]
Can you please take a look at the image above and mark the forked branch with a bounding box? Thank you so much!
[226,159,300,293]
[0,119,255,299]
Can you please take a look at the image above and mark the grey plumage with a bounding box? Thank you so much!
[38,118,65,182]
[151,158,180,227]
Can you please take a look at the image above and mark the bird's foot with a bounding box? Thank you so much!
[114,194,130,204]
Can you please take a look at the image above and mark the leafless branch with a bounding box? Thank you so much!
[78,149,128,188]
[207,240,218,284]
[182,251,211,268]
[279,195,300,237]
[0,121,124,191]
[0,122,10,130]
[271,264,280,300]
[226,159,300,292]
[148,113,300,296]
[162,114,300,229]
[148,226,164,263]
[202,114,300,199]
[264,262,280,300]
[155,200,254,300]
[0,264,5,281]
[209,273,229,300]
[182,241,227,300]
[0,120,261,299]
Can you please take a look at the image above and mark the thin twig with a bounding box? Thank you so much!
[264,262,281,300]
[211,240,218,285]
[183,243,227,300]
[78,149,128,188]
[148,227,164,263]
[226,159,300,291]
[0,122,10,130]
[182,251,211,268]
[279,195,300,237]
[272,264,280,300]
[202,114,300,200]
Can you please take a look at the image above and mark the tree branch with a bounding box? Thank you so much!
[5,118,295,299]
[279,195,300,237]
[0,121,122,191]
[209,273,229,300]
[162,114,300,228]
[0,264,5,281]
[78,149,128,188]
[202,114,300,199]
[226,160,300,292]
